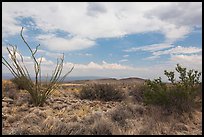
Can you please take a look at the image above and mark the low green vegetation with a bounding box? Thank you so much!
[143,64,202,112]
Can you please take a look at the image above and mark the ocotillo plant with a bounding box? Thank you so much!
[2,27,74,106]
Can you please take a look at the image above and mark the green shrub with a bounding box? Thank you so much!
[143,64,202,112]
[143,77,169,106]
[79,84,125,102]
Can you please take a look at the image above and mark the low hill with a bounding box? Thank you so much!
[68,77,146,85]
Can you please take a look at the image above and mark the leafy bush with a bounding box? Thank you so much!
[143,77,169,106]
[143,64,202,112]
[2,27,74,106]
[79,84,126,102]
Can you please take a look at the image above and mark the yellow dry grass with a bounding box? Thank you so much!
[52,90,62,97]
[71,105,91,118]
[2,80,15,88]
[60,83,84,86]
[2,80,16,97]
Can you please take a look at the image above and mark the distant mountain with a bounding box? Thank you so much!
[2,73,106,82]
[2,73,15,80]
[120,77,146,83]
[63,76,107,82]
[2,73,145,84]
[68,77,146,84]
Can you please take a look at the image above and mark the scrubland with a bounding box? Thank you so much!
[2,78,202,135]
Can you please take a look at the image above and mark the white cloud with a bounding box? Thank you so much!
[65,59,201,81]
[145,2,202,27]
[3,55,202,81]
[125,44,202,61]
[37,57,54,65]
[2,2,202,80]
[36,34,95,51]
[70,61,133,70]
[143,55,160,60]
[63,61,151,78]
[86,2,107,17]
[119,59,128,62]
[153,46,202,56]
[76,53,93,57]
[123,54,129,58]
[170,54,202,71]
[2,2,21,38]
[37,49,63,58]
[2,2,201,45]
[162,25,191,42]
[2,46,8,55]
[124,43,174,52]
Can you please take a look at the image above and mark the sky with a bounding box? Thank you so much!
[2,2,202,81]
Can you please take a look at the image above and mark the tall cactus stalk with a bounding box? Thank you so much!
[2,27,74,106]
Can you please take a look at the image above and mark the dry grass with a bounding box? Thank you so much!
[2,80,17,99]
[73,105,91,118]
[90,117,117,135]
[2,79,202,135]
[12,124,42,135]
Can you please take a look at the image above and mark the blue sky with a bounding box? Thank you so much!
[2,2,202,80]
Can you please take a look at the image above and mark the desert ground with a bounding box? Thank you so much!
[2,78,202,135]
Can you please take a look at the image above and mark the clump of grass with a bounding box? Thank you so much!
[110,103,144,127]
[12,124,42,135]
[2,27,74,106]
[42,116,90,135]
[22,113,42,126]
[79,84,126,102]
[91,117,115,135]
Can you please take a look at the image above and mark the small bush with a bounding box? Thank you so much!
[143,77,169,106]
[11,76,32,90]
[79,84,126,102]
[143,64,202,112]
[129,84,146,102]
